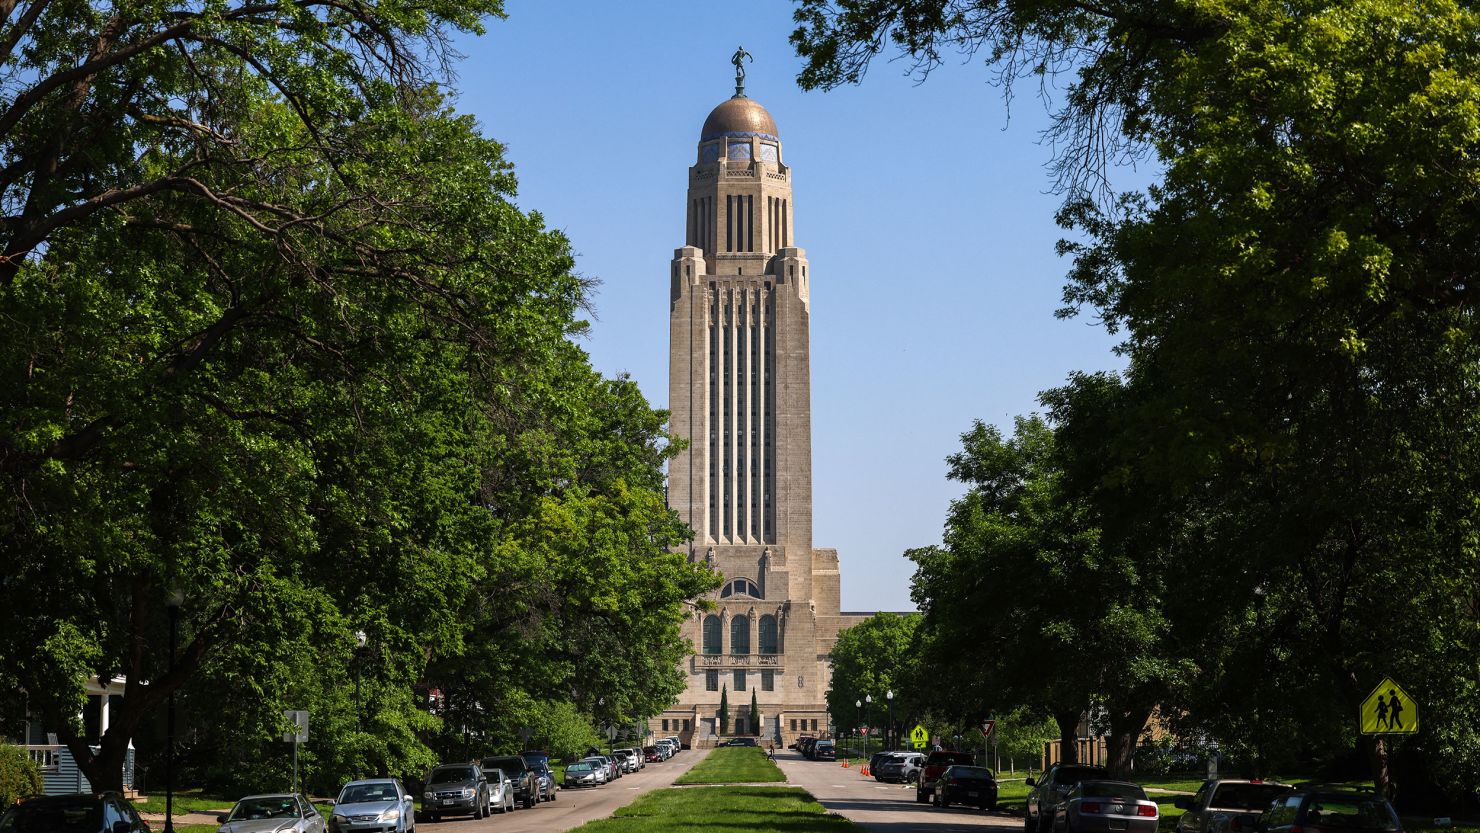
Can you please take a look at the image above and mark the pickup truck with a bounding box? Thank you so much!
[1174,779,1293,833]
[914,750,976,803]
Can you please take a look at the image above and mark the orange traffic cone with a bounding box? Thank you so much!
[841,759,850,768]
[861,765,870,777]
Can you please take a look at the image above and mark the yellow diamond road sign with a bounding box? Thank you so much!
[1360,677,1417,735]
[910,724,929,749]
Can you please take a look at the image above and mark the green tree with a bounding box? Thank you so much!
[0,744,41,806]
[825,612,920,747]
[719,686,730,736]
[792,0,1480,799]
[0,2,716,795]
[749,691,760,737]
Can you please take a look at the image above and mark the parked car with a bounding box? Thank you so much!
[791,735,814,750]
[813,740,837,760]
[612,749,639,772]
[329,779,415,833]
[1255,789,1401,833]
[216,793,324,833]
[643,745,663,762]
[723,737,759,747]
[1025,763,1110,832]
[868,751,894,774]
[564,762,601,788]
[481,755,540,809]
[484,768,515,814]
[799,737,817,758]
[932,764,1000,811]
[1052,781,1159,833]
[1,792,150,833]
[617,747,645,769]
[526,760,558,802]
[1175,780,1294,833]
[419,764,488,821]
[876,752,925,784]
[916,750,976,804]
[583,755,616,782]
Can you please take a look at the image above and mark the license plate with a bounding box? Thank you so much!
[442,799,456,806]
[1109,821,1127,831]
[967,791,979,797]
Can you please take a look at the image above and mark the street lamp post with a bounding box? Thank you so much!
[885,690,894,751]
[164,589,183,833]
[865,694,873,761]
[854,700,861,761]
[353,630,367,732]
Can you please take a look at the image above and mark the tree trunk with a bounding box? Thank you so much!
[1366,736,1390,800]
[1107,704,1153,778]
[1054,709,1081,765]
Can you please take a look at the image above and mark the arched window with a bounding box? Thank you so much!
[730,615,750,654]
[719,578,762,599]
[759,615,778,655]
[703,615,722,655]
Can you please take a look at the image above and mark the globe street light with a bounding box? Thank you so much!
[164,589,183,833]
[885,689,894,751]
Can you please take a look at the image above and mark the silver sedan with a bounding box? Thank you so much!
[217,794,325,833]
[1053,780,1160,833]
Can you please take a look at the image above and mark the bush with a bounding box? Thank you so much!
[0,744,42,805]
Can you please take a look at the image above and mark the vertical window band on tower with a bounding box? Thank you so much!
[726,195,734,252]
[746,195,755,252]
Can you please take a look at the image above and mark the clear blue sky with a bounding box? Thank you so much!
[452,1,1135,612]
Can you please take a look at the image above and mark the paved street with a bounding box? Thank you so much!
[775,750,1023,833]
[415,752,703,833]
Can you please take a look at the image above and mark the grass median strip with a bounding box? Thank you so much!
[566,785,861,832]
[674,746,786,784]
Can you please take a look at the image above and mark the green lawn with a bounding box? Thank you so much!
[673,747,786,785]
[565,786,861,832]
[132,790,235,815]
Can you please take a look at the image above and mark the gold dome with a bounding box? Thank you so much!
[700,96,779,142]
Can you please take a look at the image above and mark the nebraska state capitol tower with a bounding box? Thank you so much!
[653,65,866,745]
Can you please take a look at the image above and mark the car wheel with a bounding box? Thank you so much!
[988,799,998,811]
[1025,814,1035,833]
[940,793,951,810]
[916,788,928,804]
[524,793,535,810]
[425,814,437,824]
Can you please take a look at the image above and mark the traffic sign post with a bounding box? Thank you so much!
[282,710,308,792]
[980,720,995,769]
[1360,677,1418,735]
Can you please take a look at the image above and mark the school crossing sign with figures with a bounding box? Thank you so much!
[1360,677,1418,735]
[910,724,929,750]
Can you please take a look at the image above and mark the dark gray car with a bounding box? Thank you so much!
[419,764,488,821]
[1025,764,1109,833]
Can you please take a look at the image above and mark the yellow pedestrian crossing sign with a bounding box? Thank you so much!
[909,724,929,749]
[1360,677,1417,735]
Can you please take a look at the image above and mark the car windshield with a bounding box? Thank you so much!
[1211,784,1289,810]
[1055,766,1109,785]
[339,784,399,803]
[567,763,592,772]
[1306,799,1399,830]
[229,797,301,820]
[429,767,474,783]
[1082,783,1147,799]
[951,766,995,779]
[0,800,103,833]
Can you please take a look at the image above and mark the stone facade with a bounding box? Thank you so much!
[652,91,869,748]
